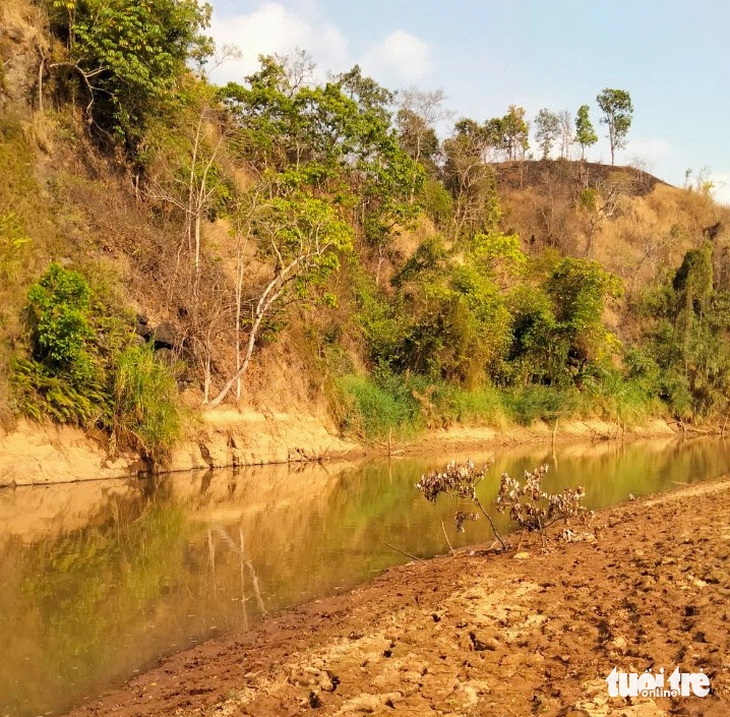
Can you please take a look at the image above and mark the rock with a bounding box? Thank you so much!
[154,347,175,366]
[153,322,176,349]
[135,316,152,340]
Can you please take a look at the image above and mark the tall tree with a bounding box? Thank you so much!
[502,105,530,161]
[574,104,598,160]
[396,87,449,171]
[596,89,633,165]
[443,119,501,238]
[534,108,560,159]
[208,187,353,407]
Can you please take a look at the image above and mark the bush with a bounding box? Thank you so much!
[337,374,422,440]
[436,384,508,426]
[417,459,591,552]
[496,464,590,548]
[113,345,183,465]
[10,357,106,425]
[503,385,577,425]
[12,263,184,463]
[25,262,97,382]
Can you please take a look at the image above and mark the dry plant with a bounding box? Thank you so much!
[417,460,591,552]
[496,464,590,548]
[417,460,506,551]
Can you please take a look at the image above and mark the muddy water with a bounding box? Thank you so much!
[1,437,729,717]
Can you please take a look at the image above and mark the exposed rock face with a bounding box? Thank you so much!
[0,2,47,110]
[168,409,359,473]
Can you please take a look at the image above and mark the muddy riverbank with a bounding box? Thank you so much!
[64,475,730,717]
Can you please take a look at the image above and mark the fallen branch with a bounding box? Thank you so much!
[382,541,425,563]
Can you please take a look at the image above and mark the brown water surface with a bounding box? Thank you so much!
[1,437,728,717]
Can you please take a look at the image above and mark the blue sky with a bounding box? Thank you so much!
[208,0,730,203]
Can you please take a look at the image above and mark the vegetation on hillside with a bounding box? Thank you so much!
[1,0,729,462]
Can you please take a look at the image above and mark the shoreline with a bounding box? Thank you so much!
[63,475,730,717]
[0,411,685,487]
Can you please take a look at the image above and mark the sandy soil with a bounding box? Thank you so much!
[64,475,730,717]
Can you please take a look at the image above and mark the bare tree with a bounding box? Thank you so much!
[208,190,352,408]
[146,108,227,303]
[558,110,572,159]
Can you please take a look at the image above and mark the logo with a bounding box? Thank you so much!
[606,667,710,698]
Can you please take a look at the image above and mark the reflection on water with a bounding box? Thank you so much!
[0,437,729,717]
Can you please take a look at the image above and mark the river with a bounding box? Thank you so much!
[1,437,729,717]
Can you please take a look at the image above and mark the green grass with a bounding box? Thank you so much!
[113,344,184,465]
[336,370,668,442]
[337,374,423,440]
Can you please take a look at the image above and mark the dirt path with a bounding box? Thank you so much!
[66,478,730,717]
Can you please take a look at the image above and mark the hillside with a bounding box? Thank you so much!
[2,0,730,476]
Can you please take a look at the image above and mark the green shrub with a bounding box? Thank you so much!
[504,385,578,426]
[337,374,422,440]
[10,357,107,425]
[113,345,183,464]
[436,384,508,426]
[25,262,97,382]
[12,264,184,463]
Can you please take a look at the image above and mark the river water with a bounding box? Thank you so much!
[1,437,729,717]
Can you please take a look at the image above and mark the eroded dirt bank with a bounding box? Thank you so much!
[66,477,730,717]
[0,412,678,486]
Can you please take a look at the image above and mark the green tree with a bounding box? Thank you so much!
[596,89,633,165]
[501,105,530,160]
[546,258,622,381]
[220,58,420,266]
[25,262,95,382]
[443,119,501,238]
[534,108,560,160]
[46,0,213,145]
[395,87,449,176]
[574,104,598,160]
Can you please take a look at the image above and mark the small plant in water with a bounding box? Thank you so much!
[496,464,590,548]
[417,460,591,552]
[416,460,507,551]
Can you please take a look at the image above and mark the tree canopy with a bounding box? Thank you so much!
[596,89,633,165]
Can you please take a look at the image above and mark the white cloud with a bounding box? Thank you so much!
[208,2,348,84]
[709,172,730,206]
[361,30,433,84]
[207,2,434,92]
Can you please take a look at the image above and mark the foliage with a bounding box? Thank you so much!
[546,257,622,379]
[47,0,213,144]
[12,264,182,462]
[25,262,96,381]
[496,464,590,547]
[596,88,633,165]
[442,120,502,237]
[635,242,730,419]
[10,356,106,424]
[534,108,560,159]
[485,105,530,160]
[574,104,598,159]
[219,59,421,245]
[337,373,422,440]
[504,385,578,425]
[113,344,183,464]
